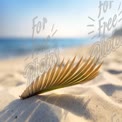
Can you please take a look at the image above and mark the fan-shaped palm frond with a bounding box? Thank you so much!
[20,56,102,99]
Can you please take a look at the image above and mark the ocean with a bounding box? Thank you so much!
[0,38,93,59]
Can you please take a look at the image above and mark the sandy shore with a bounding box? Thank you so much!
[0,45,122,122]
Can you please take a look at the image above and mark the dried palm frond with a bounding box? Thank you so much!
[20,56,102,99]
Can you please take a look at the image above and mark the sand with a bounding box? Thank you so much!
[0,44,122,122]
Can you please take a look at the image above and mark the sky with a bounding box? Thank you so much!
[0,0,122,38]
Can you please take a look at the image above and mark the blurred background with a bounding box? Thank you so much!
[0,0,122,59]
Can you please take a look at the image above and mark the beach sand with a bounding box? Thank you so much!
[0,44,122,122]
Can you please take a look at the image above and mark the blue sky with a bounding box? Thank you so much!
[0,0,122,38]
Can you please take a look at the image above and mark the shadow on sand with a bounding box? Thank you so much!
[0,94,92,122]
[100,84,122,96]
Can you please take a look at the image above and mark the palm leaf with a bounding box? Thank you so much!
[20,56,102,99]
